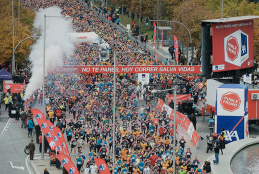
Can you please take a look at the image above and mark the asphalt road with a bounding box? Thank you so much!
[0,107,35,174]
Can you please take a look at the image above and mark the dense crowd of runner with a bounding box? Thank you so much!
[15,0,209,174]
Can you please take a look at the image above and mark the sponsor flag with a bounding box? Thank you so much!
[174,35,179,63]
[31,109,63,151]
[153,22,157,49]
[153,22,158,63]
[95,158,111,174]
[31,109,46,126]
[56,154,79,174]
[53,127,70,158]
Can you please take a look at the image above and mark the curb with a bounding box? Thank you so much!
[29,160,40,174]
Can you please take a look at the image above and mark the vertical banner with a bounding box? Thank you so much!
[57,154,80,174]
[161,27,163,59]
[153,22,157,49]
[53,127,70,158]
[94,158,111,174]
[174,35,179,63]
[153,22,158,63]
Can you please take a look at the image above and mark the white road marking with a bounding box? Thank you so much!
[0,118,12,139]
[207,154,214,161]
[25,155,32,174]
[10,161,25,170]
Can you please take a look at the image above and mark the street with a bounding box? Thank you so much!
[0,107,34,174]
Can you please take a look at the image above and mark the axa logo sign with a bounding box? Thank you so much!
[220,92,241,112]
[224,29,249,67]
[36,114,42,119]
[225,130,239,142]
[62,158,69,165]
[69,167,76,174]
[99,164,107,171]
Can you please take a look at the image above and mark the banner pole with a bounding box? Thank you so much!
[42,15,46,160]
[173,87,176,174]
[112,52,116,174]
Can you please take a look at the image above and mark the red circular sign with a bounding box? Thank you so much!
[226,36,239,61]
[220,92,241,112]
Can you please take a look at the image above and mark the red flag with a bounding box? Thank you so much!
[174,35,179,63]
[57,153,80,174]
[94,158,111,174]
[53,127,70,158]
[155,54,158,63]
[152,22,157,49]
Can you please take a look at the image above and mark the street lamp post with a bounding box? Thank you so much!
[12,0,15,74]
[222,0,223,18]
[112,51,140,174]
[42,14,46,160]
[18,0,20,23]
[151,87,176,174]
[139,0,141,35]
[149,20,193,60]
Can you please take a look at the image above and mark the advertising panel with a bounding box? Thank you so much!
[216,115,245,143]
[3,82,25,93]
[215,84,249,143]
[53,65,202,74]
[243,74,252,84]
[211,20,254,72]
[216,88,245,116]
[137,73,149,86]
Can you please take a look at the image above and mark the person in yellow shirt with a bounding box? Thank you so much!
[168,167,174,173]
[135,129,142,136]
[3,95,9,110]
[48,110,55,123]
[140,141,147,150]
[121,148,128,160]
[133,166,140,174]
[121,128,128,137]
[162,161,169,170]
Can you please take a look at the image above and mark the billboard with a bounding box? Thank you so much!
[212,20,254,72]
[215,84,248,143]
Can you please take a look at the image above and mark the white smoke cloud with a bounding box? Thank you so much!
[24,7,74,100]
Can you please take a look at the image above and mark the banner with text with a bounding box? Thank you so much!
[54,65,202,74]
[156,99,200,147]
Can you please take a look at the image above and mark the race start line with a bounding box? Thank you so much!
[54,65,202,74]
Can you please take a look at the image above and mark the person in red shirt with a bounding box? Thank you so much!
[39,133,42,153]
[55,108,62,121]
[149,153,158,166]
[158,127,165,137]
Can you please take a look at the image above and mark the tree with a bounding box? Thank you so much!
[171,0,217,49]
[0,0,35,66]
